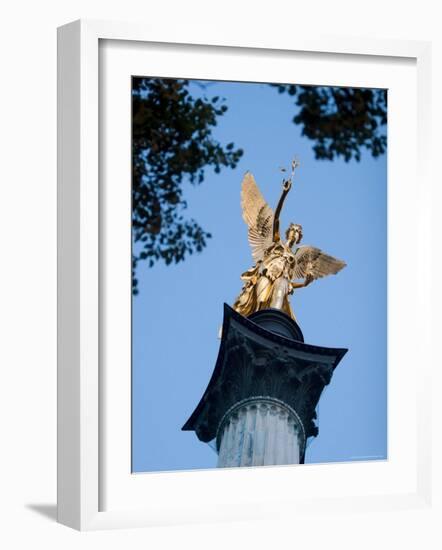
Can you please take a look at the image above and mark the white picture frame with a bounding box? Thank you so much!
[57,19,433,531]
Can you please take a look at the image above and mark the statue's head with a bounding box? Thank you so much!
[286,223,303,246]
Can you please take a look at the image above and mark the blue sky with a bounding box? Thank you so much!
[132,80,387,472]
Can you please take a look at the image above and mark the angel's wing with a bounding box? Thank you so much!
[241,172,275,262]
[293,245,346,280]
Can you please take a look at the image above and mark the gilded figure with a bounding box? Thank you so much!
[233,163,346,321]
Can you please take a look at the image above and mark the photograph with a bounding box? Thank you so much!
[131,76,387,473]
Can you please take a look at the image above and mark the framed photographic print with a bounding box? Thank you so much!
[57,19,432,530]
[131,76,381,472]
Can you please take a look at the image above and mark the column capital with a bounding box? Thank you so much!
[182,304,347,464]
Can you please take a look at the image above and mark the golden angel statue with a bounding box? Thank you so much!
[233,165,346,321]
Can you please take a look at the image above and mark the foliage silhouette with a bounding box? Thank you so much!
[271,84,387,162]
[132,79,387,292]
[132,77,243,294]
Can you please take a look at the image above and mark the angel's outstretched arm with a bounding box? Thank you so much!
[272,178,292,242]
[290,274,314,290]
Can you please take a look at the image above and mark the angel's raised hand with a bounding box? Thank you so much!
[282,178,292,192]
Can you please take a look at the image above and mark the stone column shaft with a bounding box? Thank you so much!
[217,398,304,468]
